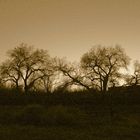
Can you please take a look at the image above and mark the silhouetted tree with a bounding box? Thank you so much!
[0,43,52,93]
[34,68,56,93]
[81,45,130,93]
[0,59,21,91]
[124,60,140,86]
[53,57,91,91]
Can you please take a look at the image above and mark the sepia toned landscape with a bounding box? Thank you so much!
[0,0,140,140]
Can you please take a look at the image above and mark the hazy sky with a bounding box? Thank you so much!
[0,0,140,64]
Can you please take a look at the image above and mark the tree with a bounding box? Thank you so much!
[53,57,91,91]
[0,43,52,93]
[81,45,130,93]
[0,59,21,91]
[124,60,140,86]
[132,60,140,85]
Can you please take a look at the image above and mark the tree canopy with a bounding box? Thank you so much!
[0,43,53,93]
[81,45,130,93]
[0,43,135,94]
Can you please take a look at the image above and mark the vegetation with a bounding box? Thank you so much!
[0,43,140,139]
[0,43,136,93]
[0,91,139,140]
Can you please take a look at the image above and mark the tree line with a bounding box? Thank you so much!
[0,43,139,94]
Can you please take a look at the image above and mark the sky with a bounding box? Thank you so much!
[0,0,140,66]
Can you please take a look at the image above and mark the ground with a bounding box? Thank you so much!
[0,92,139,140]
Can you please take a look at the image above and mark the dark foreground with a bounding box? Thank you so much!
[0,91,140,140]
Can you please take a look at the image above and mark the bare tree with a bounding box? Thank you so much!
[81,45,130,93]
[53,57,91,91]
[132,60,140,85]
[0,43,52,93]
[124,60,140,86]
[0,59,21,91]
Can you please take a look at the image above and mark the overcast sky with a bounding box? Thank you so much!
[0,0,140,65]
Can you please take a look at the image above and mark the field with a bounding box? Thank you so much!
[0,92,140,140]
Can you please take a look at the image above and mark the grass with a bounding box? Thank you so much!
[0,120,139,140]
[0,92,140,139]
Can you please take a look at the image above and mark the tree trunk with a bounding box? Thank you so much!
[24,80,29,94]
[102,77,108,94]
[15,81,20,92]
